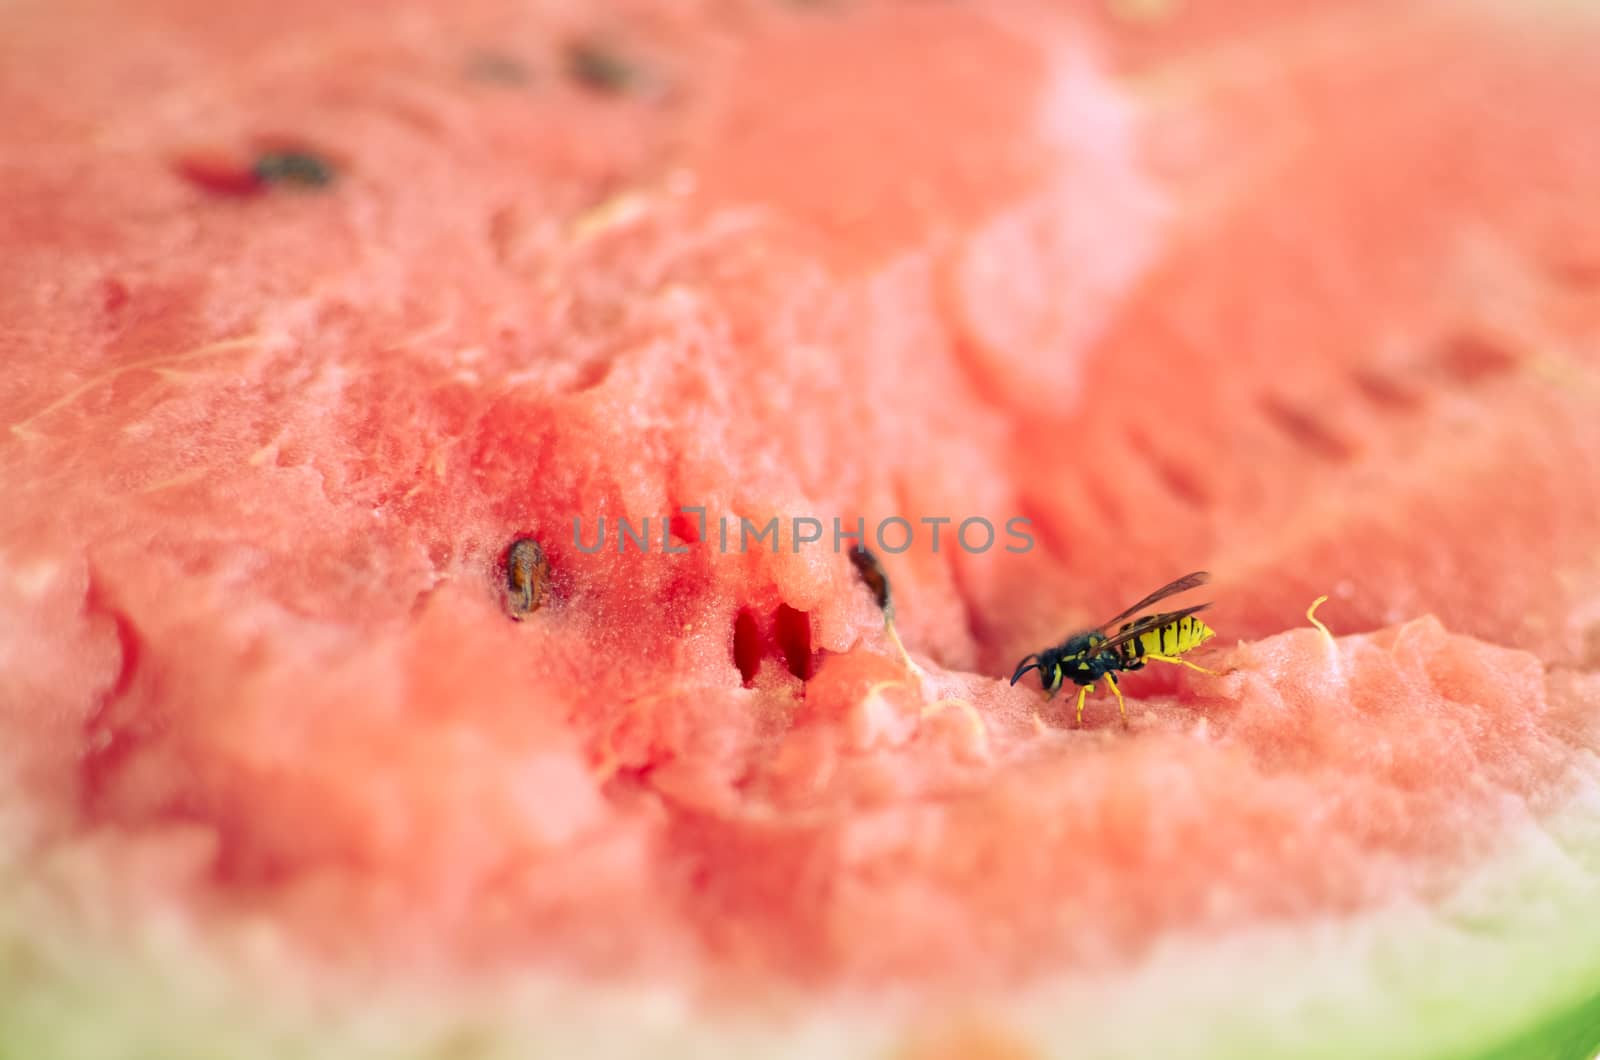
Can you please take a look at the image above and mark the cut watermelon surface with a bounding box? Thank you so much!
[3,1,1600,1058]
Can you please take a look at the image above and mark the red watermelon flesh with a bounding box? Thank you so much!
[3,0,1600,1051]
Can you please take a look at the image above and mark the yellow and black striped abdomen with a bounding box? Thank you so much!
[1128,614,1215,660]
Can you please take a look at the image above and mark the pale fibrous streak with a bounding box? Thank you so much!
[8,334,268,442]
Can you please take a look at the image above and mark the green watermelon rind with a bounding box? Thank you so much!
[3,779,1598,1060]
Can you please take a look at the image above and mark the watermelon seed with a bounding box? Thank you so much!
[848,544,892,619]
[504,537,550,619]
[565,39,644,95]
[849,544,926,681]
[252,151,335,189]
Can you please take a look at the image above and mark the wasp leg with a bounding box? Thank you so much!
[1104,673,1127,724]
[1144,653,1218,675]
[1074,683,1091,726]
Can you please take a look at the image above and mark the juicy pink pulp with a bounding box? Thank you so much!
[2,0,1599,999]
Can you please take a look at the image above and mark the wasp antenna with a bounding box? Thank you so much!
[1010,656,1041,685]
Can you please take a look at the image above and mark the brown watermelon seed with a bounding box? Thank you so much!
[565,38,643,95]
[504,538,550,619]
[252,151,335,188]
[849,543,893,620]
[850,544,925,678]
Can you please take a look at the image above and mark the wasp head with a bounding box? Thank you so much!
[1012,650,1066,694]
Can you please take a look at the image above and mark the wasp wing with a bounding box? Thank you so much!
[1094,602,1212,656]
[1093,571,1211,633]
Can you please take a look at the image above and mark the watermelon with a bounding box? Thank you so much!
[4,0,1600,1057]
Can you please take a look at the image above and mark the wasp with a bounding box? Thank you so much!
[1010,571,1216,726]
